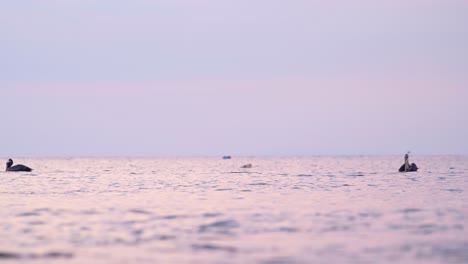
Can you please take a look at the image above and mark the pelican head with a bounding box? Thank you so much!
[6,159,13,170]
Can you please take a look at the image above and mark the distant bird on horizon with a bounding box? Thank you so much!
[6,159,33,172]
[399,154,418,172]
[241,164,252,168]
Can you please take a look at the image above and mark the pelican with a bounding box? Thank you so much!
[398,154,418,172]
[6,159,33,172]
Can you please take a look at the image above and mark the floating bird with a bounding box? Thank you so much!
[6,159,33,172]
[398,154,418,172]
[241,164,252,168]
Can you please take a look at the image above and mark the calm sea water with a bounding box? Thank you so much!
[0,156,467,264]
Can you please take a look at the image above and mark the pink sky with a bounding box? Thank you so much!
[1,0,467,156]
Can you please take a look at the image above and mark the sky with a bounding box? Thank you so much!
[1,0,467,157]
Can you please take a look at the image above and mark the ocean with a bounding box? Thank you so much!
[0,156,467,264]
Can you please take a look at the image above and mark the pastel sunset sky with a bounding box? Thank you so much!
[1,1,467,157]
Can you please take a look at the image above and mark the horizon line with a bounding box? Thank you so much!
[2,154,467,159]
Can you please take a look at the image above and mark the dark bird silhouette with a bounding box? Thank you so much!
[6,159,32,172]
[399,154,418,172]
